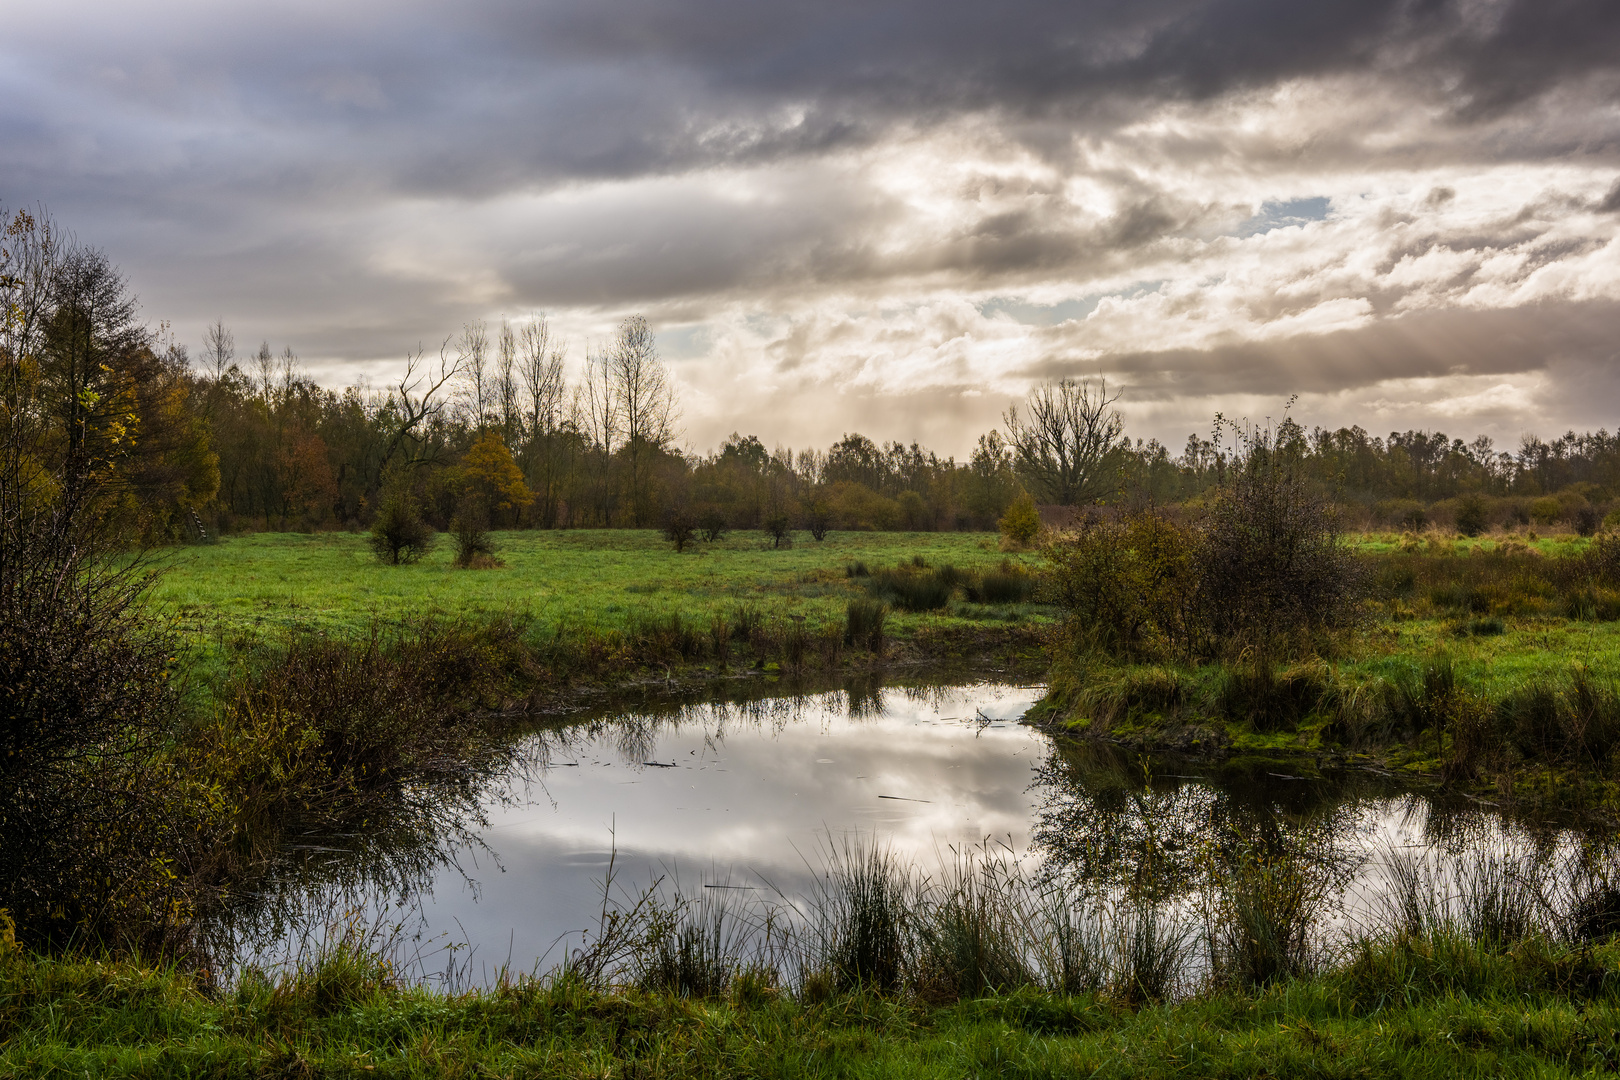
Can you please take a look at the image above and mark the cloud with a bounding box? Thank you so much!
[3,0,1620,457]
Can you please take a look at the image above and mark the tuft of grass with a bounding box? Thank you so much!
[965,560,1035,604]
[844,599,887,653]
[864,565,954,612]
[807,836,912,995]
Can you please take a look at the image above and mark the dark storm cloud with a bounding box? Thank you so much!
[1026,301,1620,403]
[495,0,1620,125]
[8,0,1619,204]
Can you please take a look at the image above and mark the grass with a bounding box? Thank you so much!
[11,948,1620,1078]
[12,831,1620,1077]
[148,530,1050,684]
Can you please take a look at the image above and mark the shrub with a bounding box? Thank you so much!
[1044,511,1201,659]
[696,507,728,542]
[998,491,1041,548]
[204,618,527,826]
[1454,494,1489,537]
[451,496,496,567]
[1529,496,1563,526]
[662,507,697,552]
[804,498,832,541]
[762,513,791,549]
[1378,499,1427,530]
[369,487,436,564]
[1195,445,1364,655]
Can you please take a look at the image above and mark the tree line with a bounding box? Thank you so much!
[6,205,1619,546]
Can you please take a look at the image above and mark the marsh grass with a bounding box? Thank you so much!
[1369,844,1545,950]
[1205,846,1323,988]
[1218,658,1331,734]
[914,846,1037,1001]
[864,565,954,612]
[804,837,913,995]
[1106,901,1194,1006]
[1368,535,1620,623]
[633,882,775,999]
[844,598,887,652]
[22,832,1620,1076]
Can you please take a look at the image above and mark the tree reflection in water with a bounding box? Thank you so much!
[1030,740,1382,906]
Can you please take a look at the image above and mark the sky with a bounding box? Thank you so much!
[4,0,1619,459]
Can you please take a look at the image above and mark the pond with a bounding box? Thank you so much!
[228,677,1611,985]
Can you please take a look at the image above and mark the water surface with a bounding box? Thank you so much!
[232,678,1609,982]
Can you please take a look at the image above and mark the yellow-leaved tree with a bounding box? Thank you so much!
[456,431,533,524]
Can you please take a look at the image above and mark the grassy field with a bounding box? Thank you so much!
[147,529,1049,673]
[144,527,1619,693]
[8,940,1620,1079]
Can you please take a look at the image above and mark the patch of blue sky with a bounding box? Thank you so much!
[1234,196,1332,237]
[979,295,1100,326]
[658,323,712,360]
[980,281,1167,327]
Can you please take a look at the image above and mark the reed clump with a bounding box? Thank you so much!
[844,599,887,653]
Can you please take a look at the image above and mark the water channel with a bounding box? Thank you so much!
[229,677,1609,984]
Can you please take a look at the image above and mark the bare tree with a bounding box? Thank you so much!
[576,343,621,524]
[0,207,63,368]
[605,314,679,525]
[456,321,491,430]
[254,341,275,398]
[277,345,300,403]
[516,314,570,528]
[496,321,521,451]
[1003,378,1126,506]
[380,342,463,472]
[200,320,234,380]
[518,315,568,440]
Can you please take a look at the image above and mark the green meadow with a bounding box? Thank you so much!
[143,528,1620,700]
[146,529,1050,686]
[149,529,1041,636]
